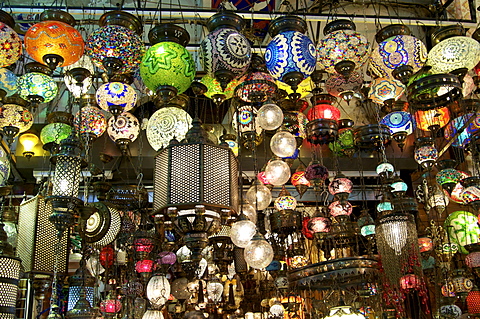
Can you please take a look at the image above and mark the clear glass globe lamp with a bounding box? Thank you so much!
[257,103,283,130]
[244,232,274,269]
[270,130,297,158]
[265,159,291,186]
[240,201,257,224]
[206,277,224,303]
[245,180,272,210]
[230,215,256,248]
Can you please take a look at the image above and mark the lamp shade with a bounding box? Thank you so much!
[17,72,58,103]
[86,25,144,74]
[368,77,405,105]
[414,107,450,131]
[369,33,427,79]
[265,16,317,84]
[0,103,33,135]
[73,106,107,140]
[146,107,192,151]
[199,12,251,85]
[0,21,22,67]
[244,233,274,269]
[428,35,480,74]
[96,82,137,115]
[107,112,140,143]
[270,131,297,158]
[40,123,72,145]
[444,113,480,148]
[232,105,263,135]
[381,111,415,135]
[146,275,171,307]
[257,103,283,131]
[325,71,363,102]
[0,255,21,319]
[201,74,239,101]
[24,19,84,67]
[235,71,277,104]
[444,211,480,254]
[317,20,369,75]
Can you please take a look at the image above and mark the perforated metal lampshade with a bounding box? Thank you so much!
[0,255,21,319]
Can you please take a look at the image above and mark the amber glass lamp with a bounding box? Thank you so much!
[19,133,39,159]
[24,10,84,69]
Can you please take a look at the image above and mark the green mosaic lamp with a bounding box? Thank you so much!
[140,24,195,105]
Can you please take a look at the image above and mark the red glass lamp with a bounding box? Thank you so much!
[467,289,480,314]
[99,245,115,268]
[100,292,122,316]
[133,238,155,259]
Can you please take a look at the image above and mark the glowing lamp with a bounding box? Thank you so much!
[146,275,170,307]
[291,167,311,199]
[85,11,144,76]
[307,215,331,233]
[414,107,450,132]
[99,246,115,268]
[0,68,17,100]
[390,180,408,197]
[140,24,195,101]
[369,24,427,80]
[245,180,272,211]
[274,187,297,211]
[133,238,155,254]
[317,19,369,77]
[380,111,415,150]
[414,137,438,168]
[328,176,353,196]
[265,16,316,92]
[325,71,364,103]
[0,13,23,67]
[64,55,95,98]
[428,26,480,74]
[235,67,277,104]
[73,104,107,142]
[107,112,140,153]
[244,232,274,269]
[418,237,433,253]
[361,225,376,237]
[324,303,365,319]
[465,251,480,268]
[257,171,272,186]
[19,133,39,159]
[24,10,84,69]
[146,106,192,151]
[444,211,480,254]
[265,159,291,186]
[328,201,353,217]
[157,251,176,265]
[201,74,239,105]
[230,216,256,248]
[17,63,58,105]
[136,260,155,274]
[444,113,480,149]
[376,162,395,179]
[307,103,341,121]
[369,77,405,105]
[257,103,284,131]
[270,130,297,158]
[40,123,72,147]
[399,274,422,290]
[100,293,122,314]
[305,161,329,189]
[96,82,137,116]
[199,11,251,89]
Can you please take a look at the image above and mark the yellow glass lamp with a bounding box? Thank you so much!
[19,132,39,159]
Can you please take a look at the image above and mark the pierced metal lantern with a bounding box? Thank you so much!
[47,135,86,235]
[0,219,21,319]
[67,264,95,311]
[17,195,69,274]
[154,119,238,260]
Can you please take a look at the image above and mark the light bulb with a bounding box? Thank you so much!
[257,103,283,130]
[230,219,256,248]
[244,233,274,269]
[245,181,272,210]
[265,159,291,186]
[270,131,297,158]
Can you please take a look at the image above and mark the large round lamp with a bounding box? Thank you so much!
[0,10,22,67]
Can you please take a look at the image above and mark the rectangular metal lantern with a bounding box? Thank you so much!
[16,195,69,274]
[154,142,239,213]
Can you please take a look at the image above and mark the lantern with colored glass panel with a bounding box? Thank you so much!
[0,11,23,67]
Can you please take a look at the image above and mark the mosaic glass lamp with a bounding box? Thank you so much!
[107,112,140,154]
[201,74,240,106]
[291,164,310,198]
[146,106,192,151]
[199,11,251,89]
[368,77,405,105]
[17,62,58,106]
[96,82,137,116]
[265,15,317,92]
[317,19,369,77]
[328,174,353,203]
[85,10,144,76]
[40,111,73,152]
[369,24,427,82]
[0,96,33,144]
[0,68,17,101]
[414,107,450,132]
[444,211,480,254]
[24,10,84,69]
[380,110,415,151]
[329,119,355,157]
[140,24,195,104]
[274,187,297,211]
[73,95,107,143]
[0,10,23,67]
[428,25,480,74]
[436,160,462,195]
[414,137,438,169]
[235,55,277,104]
[444,113,480,149]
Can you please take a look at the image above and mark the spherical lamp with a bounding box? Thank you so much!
[235,66,277,104]
[317,19,369,77]
[245,180,272,211]
[107,112,140,153]
[274,187,297,211]
[17,63,58,105]
[380,111,415,151]
[146,275,170,307]
[142,310,164,319]
[0,11,22,67]
[0,96,33,144]
[291,165,311,198]
[428,25,480,74]
[73,104,107,142]
[325,71,363,103]
[369,77,405,105]
[146,106,192,151]
[64,55,95,99]
[265,159,291,186]
[414,137,438,169]
[96,82,137,117]
[328,200,353,217]
[444,211,480,254]
[257,103,283,130]
[270,130,297,158]
[201,74,239,106]
[85,11,144,76]
[199,11,251,89]
[230,216,256,248]
[24,10,84,69]
[369,24,427,81]
[265,16,317,92]
[140,24,195,103]
[244,232,274,269]
[307,95,340,121]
